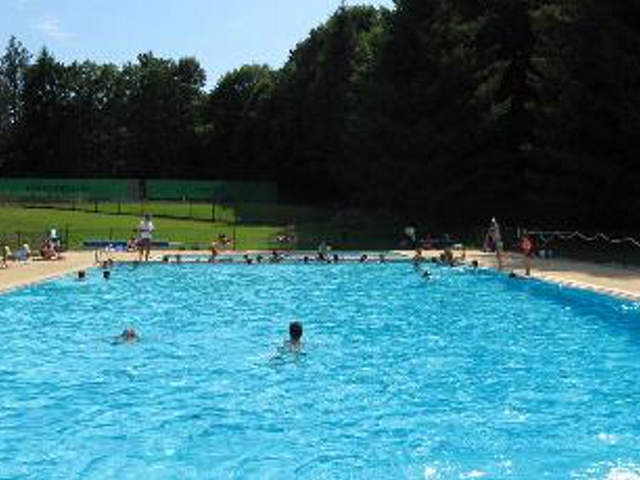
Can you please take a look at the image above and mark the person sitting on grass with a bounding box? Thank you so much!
[126,234,138,252]
[21,244,32,261]
[217,233,233,250]
[1,245,9,269]
[39,238,60,261]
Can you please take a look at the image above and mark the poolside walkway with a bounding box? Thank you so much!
[467,250,640,301]
[0,251,97,293]
[1,249,640,301]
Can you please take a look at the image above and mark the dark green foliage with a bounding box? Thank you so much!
[0,1,638,228]
[202,64,276,180]
[259,5,388,204]
[0,36,30,170]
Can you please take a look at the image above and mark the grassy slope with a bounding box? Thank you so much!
[0,206,281,249]
[1,202,405,250]
[46,201,332,225]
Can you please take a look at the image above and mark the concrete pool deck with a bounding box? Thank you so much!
[466,250,640,302]
[1,249,640,301]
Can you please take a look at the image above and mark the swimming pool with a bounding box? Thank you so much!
[1,262,640,479]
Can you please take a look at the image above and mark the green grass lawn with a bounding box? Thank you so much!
[1,202,411,251]
[40,200,333,225]
[0,205,282,250]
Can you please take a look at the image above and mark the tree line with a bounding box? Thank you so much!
[1,0,639,228]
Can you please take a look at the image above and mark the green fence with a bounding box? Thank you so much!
[146,180,277,203]
[0,178,278,203]
[0,178,133,201]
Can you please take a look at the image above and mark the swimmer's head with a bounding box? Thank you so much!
[103,270,111,280]
[77,270,86,280]
[121,327,138,341]
[471,260,479,268]
[289,321,303,343]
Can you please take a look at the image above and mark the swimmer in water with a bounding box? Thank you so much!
[284,321,303,352]
[270,321,306,364]
[77,270,86,281]
[471,260,479,270]
[115,327,139,344]
[103,270,111,280]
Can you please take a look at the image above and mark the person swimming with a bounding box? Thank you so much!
[412,249,426,268]
[103,270,111,280]
[270,250,281,263]
[77,270,87,281]
[284,321,303,352]
[115,327,139,344]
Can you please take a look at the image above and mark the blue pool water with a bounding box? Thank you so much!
[1,262,640,479]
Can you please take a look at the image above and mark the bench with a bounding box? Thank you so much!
[83,240,171,249]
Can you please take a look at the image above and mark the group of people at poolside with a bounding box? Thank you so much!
[1,234,62,268]
[409,217,538,278]
[485,218,537,276]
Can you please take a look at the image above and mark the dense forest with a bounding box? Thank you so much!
[1,0,639,228]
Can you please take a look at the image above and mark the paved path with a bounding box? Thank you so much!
[0,251,97,293]
[467,250,640,301]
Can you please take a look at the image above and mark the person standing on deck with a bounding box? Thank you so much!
[138,214,155,262]
[520,232,534,276]
[489,218,504,270]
